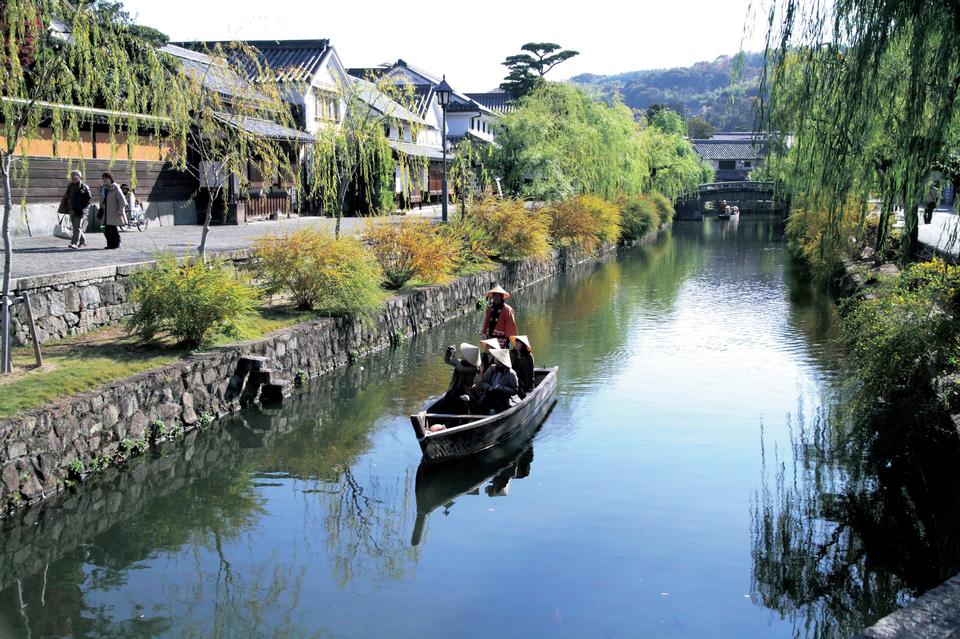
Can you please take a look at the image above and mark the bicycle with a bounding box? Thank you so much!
[121,206,148,232]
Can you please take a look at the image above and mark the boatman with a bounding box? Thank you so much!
[479,285,518,349]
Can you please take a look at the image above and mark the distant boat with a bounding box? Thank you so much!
[718,205,740,219]
[409,367,558,465]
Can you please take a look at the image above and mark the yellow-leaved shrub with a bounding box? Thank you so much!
[254,229,383,315]
[546,195,621,249]
[470,197,551,262]
[363,219,461,289]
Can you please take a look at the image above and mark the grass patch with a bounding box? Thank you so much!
[0,305,319,419]
[209,306,318,347]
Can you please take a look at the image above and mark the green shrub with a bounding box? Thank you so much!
[254,229,384,315]
[619,194,661,243]
[363,220,461,289]
[842,259,960,436]
[441,212,495,272]
[68,459,84,480]
[648,191,675,224]
[471,196,551,261]
[129,256,254,348]
[148,419,167,443]
[785,197,872,281]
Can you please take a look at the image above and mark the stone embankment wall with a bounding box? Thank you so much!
[0,240,629,515]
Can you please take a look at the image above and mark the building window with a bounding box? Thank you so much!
[742,161,752,168]
[315,92,339,122]
[718,160,736,170]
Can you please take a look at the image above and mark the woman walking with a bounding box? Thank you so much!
[100,172,127,249]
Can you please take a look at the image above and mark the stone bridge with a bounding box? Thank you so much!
[675,181,789,219]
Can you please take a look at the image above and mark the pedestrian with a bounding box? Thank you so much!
[60,170,92,248]
[924,183,940,225]
[99,171,127,249]
[120,184,142,227]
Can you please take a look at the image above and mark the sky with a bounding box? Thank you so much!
[122,0,769,91]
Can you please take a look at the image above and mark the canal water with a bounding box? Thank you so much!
[0,218,955,638]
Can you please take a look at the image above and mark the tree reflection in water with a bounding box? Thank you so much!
[752,400,960,637]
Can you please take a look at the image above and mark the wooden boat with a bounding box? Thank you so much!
[410,367,558,465]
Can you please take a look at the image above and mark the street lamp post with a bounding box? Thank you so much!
[435,76,453,223]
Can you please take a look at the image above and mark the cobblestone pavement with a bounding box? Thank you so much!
[1,208,440,282]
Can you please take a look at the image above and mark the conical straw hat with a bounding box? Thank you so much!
[480,338,501,351]
[510,335,532,352]
[489,348,513,369]
[486,285,510,299]
[459,343,481,367]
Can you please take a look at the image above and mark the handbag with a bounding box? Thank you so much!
[53,214,72,240]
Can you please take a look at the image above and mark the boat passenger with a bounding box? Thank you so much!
[480,285,518,350]
[509,335,535,396]
[435,342,482,414]
[479,337,500,369]
[476,348,520,414]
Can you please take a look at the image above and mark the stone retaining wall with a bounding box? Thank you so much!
[857,575,960,639]
[0,240,626,515]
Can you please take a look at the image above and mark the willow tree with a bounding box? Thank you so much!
[641,108,715,199]
[448,137,494,216]
[308,75,426,238]
[758,0,960,262]
[175,42,301,261]
[0,0,189,373]
[492,83,708,201]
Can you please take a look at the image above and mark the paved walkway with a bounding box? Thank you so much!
[917,208,960,257]
[1,209,440,282]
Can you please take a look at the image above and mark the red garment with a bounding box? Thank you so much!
[480,302,518,342]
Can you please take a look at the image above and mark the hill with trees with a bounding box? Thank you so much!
[571,52,764,133]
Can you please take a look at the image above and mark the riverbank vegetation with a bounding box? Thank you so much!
[755,0,960,453]
[841,259,960,442]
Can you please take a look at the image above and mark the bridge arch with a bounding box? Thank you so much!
[675,181,789,219]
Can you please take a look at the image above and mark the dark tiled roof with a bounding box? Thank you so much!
[351,77,425,125]
[162,44,259,101]
[466,92,515,115]
[178,40,331,83]
[445,93,482,114]
[347,67,388,81]
[212,111,315,143]
[388,140,444,160]
[691,139,768,160]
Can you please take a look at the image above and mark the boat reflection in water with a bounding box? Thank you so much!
[410,422,542,546]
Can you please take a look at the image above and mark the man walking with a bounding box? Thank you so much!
[63,170,92,248]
